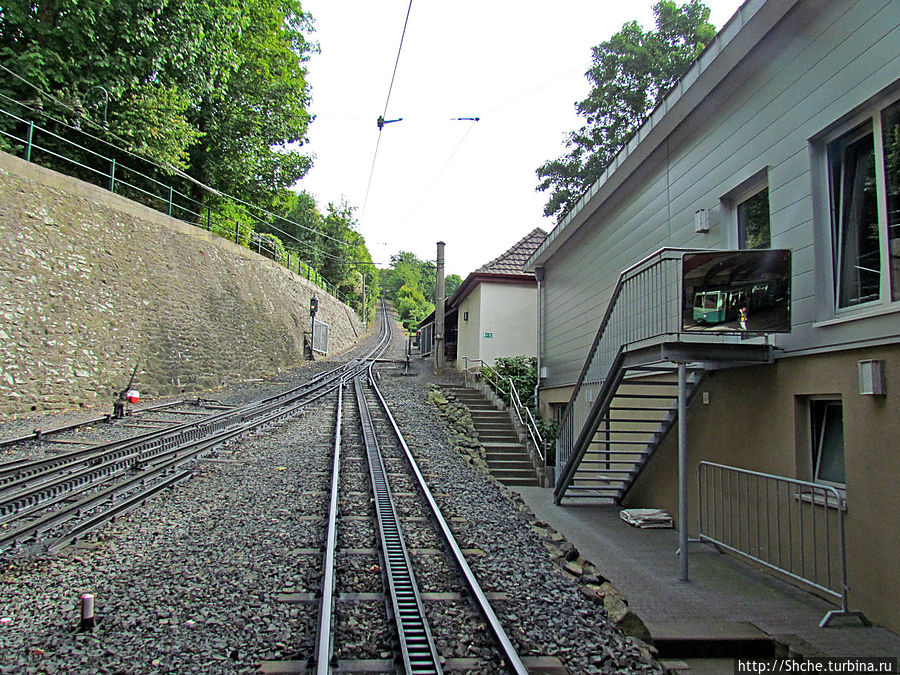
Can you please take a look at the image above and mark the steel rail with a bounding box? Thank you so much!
[0,399,190,450]
[0,301,393,553]
[313,301,393,673]
[314,379,344,674]
[1,366,351,551]
[366,365,528,675]
[354,374,442,674]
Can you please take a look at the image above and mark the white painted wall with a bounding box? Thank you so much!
[456,281,538,370]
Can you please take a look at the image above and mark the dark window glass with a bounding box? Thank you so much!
[881,101,900,301]
[738,188,771,249]
[812,400,845,485]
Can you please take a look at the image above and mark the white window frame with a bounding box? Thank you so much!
[820,95,898,315]
[720,168,769,250]
[809,397,845,490]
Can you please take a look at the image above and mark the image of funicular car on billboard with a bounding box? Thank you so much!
[682,249,791,334]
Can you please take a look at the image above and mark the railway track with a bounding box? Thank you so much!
[0,302,394,556]
[256,360,540,674]
[0,302,662,674]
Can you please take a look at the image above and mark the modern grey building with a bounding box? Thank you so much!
[527,0,900,633]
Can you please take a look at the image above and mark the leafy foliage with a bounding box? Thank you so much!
[0,0,316,215]
[536,0,716,220]
[379,251,444,332]
[396,284,430,331]
[445,273,463,298]
[482,356,538,409]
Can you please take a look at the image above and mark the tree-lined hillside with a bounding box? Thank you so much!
[0,0,377,318]
[379,252,461,331]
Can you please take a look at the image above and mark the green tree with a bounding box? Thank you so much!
[184,0,315,212]
[396,284,432,332]
[445,273,463,298]
[261,190,325,267]
[536,0,716,220]
[0,0,315,212]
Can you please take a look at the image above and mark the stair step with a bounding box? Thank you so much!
[618,381,678,387]
[488,464,534,473]
[491,467,538,478]
[472,420,514,428]
[581,455,648,461]
[608,406,673,412]
[590,439,652,446]
[595,428,661,434]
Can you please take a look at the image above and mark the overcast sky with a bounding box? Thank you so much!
[297,0,744,278]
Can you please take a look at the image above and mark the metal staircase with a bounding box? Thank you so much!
[553,249,772,505]
[563,364,705,502]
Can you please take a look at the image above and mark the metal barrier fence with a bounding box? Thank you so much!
[555,248,703,484]
[418,323,434,357]
[0,103,349,306]
[312,319,329,355]
[697,461,868,627]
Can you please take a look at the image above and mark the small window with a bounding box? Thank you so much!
[811,400,845,486]
[737,188,771,249]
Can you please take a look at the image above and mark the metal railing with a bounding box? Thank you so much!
[312,319,329,355]
[555,248,703,483]
[461,356,485,385]
[505,377,547,466]
[698,461,868,627]
[0,103,351,308]
[462,357,547,468]
[418,323,434,357]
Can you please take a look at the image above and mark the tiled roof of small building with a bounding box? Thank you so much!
[476,227,548,276]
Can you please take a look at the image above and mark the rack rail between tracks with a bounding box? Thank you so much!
[309,360,527,674]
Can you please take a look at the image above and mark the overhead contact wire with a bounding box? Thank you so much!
[361,0,413,220]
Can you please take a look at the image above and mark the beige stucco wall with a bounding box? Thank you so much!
[455,281,537,371]
[622,344,900,633]
[456,285,482,371]
[0,151,364,417]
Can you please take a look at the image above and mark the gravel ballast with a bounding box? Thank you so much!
[0,316,661,674]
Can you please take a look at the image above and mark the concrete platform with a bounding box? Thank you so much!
[512,486,900,662]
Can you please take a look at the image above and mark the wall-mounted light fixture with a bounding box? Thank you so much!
[858,359,886,395]
[694,209,710,233]
[463,311,468,321]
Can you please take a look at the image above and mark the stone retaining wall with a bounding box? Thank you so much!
[0,151,365,418]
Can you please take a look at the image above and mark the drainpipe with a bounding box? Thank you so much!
[434,241,445,375]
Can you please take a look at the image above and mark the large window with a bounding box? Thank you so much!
[827,99,900,309]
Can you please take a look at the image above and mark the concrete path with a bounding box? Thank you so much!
[513,486,900,662]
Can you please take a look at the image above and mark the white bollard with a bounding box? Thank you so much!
[80,594,95,631]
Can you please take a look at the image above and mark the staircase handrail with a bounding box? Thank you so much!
[506,377,546,465]
[554,247,707,485]
[463,358,547,466]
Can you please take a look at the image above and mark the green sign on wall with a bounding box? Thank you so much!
[483,332,493,338]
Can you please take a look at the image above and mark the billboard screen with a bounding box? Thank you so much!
[682,249,791,333]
